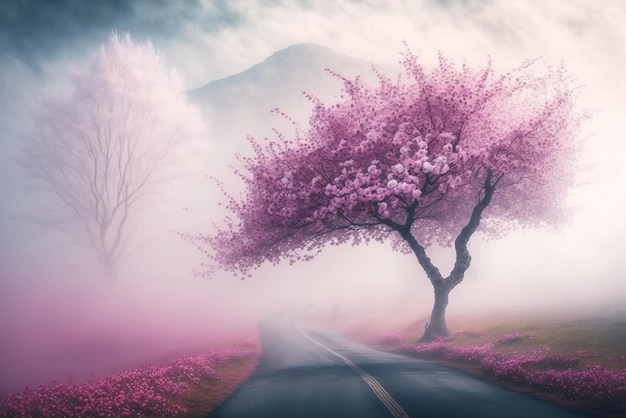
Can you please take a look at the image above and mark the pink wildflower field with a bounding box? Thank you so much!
[343,312,625,418]
[0,345,259,418]
[402,338,625,413]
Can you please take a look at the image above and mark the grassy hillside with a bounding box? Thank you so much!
[383,311,626,368]
[343,309,626,418]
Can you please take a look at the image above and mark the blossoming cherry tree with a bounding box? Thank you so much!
[194,49,585,340]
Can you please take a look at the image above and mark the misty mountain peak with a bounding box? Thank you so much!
[265,43,342,63]
[189,43,394,150]
[192,43,360,95]
[190,43,377,111]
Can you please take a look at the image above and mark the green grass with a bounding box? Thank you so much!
[443,312,626,369]
[361,310,626,368]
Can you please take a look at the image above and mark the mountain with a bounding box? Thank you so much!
[191,43,384,118]
[190,44,396,164]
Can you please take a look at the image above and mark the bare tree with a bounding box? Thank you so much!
[19,33,204,278]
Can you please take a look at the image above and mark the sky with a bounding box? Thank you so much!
[1,0,626,393]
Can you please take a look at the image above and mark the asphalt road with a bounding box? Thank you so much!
[208,315,590,418]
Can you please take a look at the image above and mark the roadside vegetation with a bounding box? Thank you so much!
[358,311,626,418]
[0,341,260,417]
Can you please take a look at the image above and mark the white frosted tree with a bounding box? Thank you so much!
[19,33,204,278]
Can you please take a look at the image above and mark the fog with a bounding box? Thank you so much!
[1,0,626,395]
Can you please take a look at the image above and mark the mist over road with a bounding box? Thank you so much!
[208,316,589,418]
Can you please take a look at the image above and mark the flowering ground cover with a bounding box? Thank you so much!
[0,342,260,418]
[399,339,625,416]
[348,312,626,418]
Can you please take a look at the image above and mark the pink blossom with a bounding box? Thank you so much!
[402,335,625,414]
[188,47,586,342]
[0,347,258,417]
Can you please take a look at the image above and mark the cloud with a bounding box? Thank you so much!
[3,0,624,90]
[149,0,626,95]
[0,0,129,68]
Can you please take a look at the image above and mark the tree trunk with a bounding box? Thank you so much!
[392,171,497,342]
[420,286,452,341]
[100,254,118,280]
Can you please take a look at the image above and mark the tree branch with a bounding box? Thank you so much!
[448,169,496,286]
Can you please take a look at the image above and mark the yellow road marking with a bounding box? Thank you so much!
[298,326,410,418]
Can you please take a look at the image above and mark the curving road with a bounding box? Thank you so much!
[208,315,590,418]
